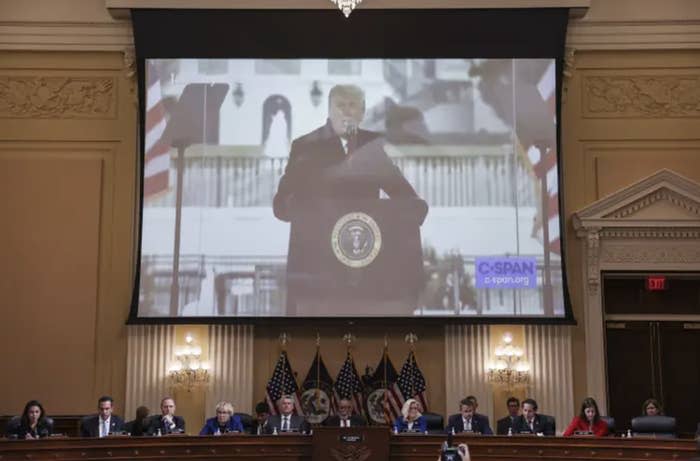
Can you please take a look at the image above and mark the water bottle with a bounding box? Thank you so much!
[214,428,221,436]
[627,429,632,438]
[393,426,399,435]
[507,427,513,436]
[273,427,278,435]
[451,427,455,435]
[156,428,162,437]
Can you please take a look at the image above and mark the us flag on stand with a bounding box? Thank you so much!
[143,60,171,199]
[396,350,428,413]
[265,351,302,416]
[334,351,365,417]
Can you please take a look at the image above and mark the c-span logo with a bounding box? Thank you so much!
[331,212,382,268]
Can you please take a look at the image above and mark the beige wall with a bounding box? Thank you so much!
[1,0,699,418]
[0,50,137,415]
[561,49,700,407]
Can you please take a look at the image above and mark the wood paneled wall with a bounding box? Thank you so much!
[0,51,137,415]
[1,0,700,421]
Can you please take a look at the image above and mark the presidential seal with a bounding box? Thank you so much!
[331,212,382,268]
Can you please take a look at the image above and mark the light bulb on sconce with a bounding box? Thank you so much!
[168,333,210,391]
[486,332,530,391]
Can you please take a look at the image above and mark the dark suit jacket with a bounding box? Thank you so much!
[446,413,493,435]
[80,415,125,437]
[264,414,308,434]
[273,120,422,223]
[497,415,518,435]
[5,417,53,439]
[511,414,556,436]
[323,414,368,427]
[124,418,148,436]
[272,120,427,313]
[146,415,186,435]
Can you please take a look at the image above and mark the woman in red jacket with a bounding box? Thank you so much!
[563,397,609,437]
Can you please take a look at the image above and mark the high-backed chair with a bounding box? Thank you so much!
[630,415,676,438]
[600,416,616,435]
[234,412,253,433]
[421,412,444,434]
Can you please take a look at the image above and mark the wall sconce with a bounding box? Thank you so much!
[168,333,210,391]
[310,81,323,107]
[486,332,530,390]
[232,83,245,108]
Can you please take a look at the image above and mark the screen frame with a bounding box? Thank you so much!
[128,8,576,325]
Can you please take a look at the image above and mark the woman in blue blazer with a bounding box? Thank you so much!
[394,399,427,433]
[199,401,244,435]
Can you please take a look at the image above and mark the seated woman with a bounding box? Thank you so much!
[6,400,53,439]
[394,399,427,433]
[563,397,608,437]
[199,401,244,435]
[642,398,664,416]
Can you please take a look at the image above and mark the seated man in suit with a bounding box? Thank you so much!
[251,401,270,435]
[264,395,309,434]
[80,396,125,437]
[147,397,185,435]
[446,397,493,434]
[324,398,367,428]
[511,398,555,436]
[125,406,149,437]
[496,397,520,435]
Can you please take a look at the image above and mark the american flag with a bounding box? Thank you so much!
[470,59,561,256]
[143,60,171,199]
[527,60,560,255]
[265,351,302,416]
[396,350,428,413]
[334,351,365,417]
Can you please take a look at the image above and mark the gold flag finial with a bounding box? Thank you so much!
[343,333,356,348]
[405,332,418,348]
[279,332,290,348]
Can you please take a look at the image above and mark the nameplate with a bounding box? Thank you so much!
[340,434,364,443]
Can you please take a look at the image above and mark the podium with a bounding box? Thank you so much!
[312,426,390,461]
[285,198,427,316]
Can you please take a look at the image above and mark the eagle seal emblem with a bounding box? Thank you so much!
[331,212,382,268]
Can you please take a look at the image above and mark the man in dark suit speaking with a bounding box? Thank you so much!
[264,395,309,434]
[323,398,367,428]
[273,84,428,316]
[146,397,185,435]
[80,396,125,437]
[446,397,493,435]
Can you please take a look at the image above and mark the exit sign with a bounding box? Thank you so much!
[646,276,667,291]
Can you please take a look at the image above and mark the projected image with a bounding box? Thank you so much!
[138,58,564,318]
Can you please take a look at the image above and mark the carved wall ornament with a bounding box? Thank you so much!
[330,444,372,461]
[0,76,115,119]
[605,188,700,219]
[561,47,576,103]
[601,246,700,264]
[583,75,700,118]
[586,229,600,296]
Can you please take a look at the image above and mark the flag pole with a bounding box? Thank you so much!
[405,333,418,400]
[315,332,321,407]
[383,334,390,425]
